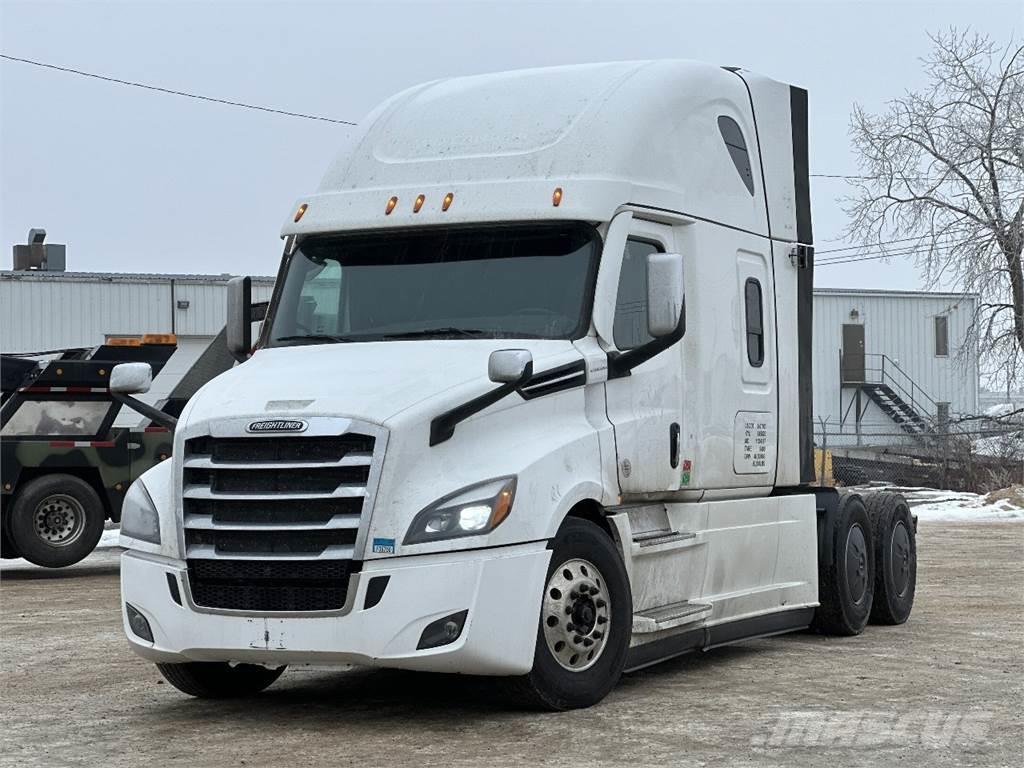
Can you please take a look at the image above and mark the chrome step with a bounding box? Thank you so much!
[632,601,712,633]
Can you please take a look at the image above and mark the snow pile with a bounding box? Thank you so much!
[902,485,1024,522]
[97,528,122,549]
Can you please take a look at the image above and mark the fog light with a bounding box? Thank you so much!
[125,603,154,642]
[416,610,468,650]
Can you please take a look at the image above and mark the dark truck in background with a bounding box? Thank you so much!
[0,320,258,568]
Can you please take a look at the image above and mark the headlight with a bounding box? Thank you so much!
[404,477,516,545]
[120,479,161,545]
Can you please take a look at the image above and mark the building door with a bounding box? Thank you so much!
[841,324,865,383]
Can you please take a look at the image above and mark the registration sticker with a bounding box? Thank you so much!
[372,537,396,554]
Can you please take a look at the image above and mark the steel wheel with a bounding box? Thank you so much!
[541,558,610,672]
[33,494,87,546]
[890,520,911,598]
[845,522,869,606]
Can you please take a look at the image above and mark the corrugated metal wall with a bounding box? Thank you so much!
[812,289,979,443]
[0,273,274,353]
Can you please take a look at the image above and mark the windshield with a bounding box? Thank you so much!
[265,223,599,345]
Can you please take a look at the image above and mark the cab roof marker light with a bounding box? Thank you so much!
[385,196,399,215]
[413,194,425,213]
[442,192,454,211]
[552,187,563,207]
[293,203,308,222]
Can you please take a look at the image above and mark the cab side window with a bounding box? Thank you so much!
[613,239,661,350]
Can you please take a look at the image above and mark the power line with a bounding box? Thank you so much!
[816,245,950,267]
[817,242,953,264]
[817,236,934,254]
[0,53,357,126]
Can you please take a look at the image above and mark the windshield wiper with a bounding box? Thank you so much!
[273,334,356,345]
[376,327,497,340]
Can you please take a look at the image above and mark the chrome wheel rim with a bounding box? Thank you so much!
[541,558,610,672]
[33,494,86,546]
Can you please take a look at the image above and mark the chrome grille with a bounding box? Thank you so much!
[182,428,379,612]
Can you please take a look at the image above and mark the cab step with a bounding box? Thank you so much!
[632,600,712,633]
[632,529,697,550]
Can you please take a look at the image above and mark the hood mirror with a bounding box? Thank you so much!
[109,362,153,395]
[488,349,534,384]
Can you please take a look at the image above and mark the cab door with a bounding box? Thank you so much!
[600,217,684,495]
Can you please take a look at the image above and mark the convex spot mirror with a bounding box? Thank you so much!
[647,252,684,338]
[109,363,153,395]
[488,349,534,384]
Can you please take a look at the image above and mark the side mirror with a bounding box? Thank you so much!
[647,252,684,338]
[488,349,534,384]
[226,276,253,363]
[109,363,153,395]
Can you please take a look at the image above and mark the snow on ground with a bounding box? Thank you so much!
[97,527,122,549]
[884,485,1024,522]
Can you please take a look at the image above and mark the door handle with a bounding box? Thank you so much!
[670,423,680,468]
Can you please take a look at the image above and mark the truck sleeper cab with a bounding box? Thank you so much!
[117,60,917,709]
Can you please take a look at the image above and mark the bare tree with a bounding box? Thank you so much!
[845,29,1023,389]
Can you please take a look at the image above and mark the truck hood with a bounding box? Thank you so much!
[183,339,578,427]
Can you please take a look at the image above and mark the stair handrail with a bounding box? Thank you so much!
[876,353,940,421]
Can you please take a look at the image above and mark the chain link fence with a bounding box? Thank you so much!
[814,411,1023,493]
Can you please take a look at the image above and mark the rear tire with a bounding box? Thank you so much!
[865,492,916,625]
[156,662,285,698]
[508,517,631,710]
[812,492,874,636]
[8,475,106,568]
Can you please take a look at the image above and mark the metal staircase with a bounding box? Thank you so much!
[839,352,939,438]
[861,383,929,435]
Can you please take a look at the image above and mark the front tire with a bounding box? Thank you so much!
[8,475,106,568]
[511,517,631,710]
[156,662,286,698]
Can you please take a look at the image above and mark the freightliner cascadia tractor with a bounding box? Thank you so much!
[112,61,917,709]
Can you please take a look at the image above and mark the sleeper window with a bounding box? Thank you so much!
[718,116,755,195]
[613,239,661,350]
[744,278,764,367]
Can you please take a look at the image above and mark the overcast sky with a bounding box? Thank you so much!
[1,0,1020,289]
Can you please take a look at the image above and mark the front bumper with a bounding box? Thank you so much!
[121,542,550,676]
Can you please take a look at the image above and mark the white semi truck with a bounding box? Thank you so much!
[114,60,917,710]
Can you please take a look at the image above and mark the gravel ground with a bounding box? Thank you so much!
[1,521,1022,768]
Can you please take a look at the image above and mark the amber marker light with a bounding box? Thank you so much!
[413,194,426,213]
[552,186,563,207]
[442,192,454,211]
[489,481,516,529]
[293,203,308,222]
[385,196,399,215]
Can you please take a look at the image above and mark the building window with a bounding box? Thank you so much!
[935,315,949,357]
[717,116,755,195]
[744,278,764,367]
[613,239,661,350]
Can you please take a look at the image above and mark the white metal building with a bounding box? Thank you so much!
[0,271,275,354]
[812,288,979,446]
